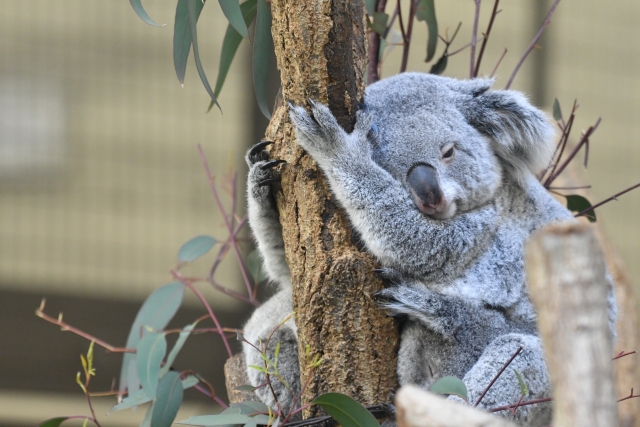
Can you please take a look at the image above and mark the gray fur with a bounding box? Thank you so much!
[243,73,616,425]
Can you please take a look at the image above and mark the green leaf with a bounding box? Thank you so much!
[231,401,269,414]
[234,384,258,392]
[186,0,220,109]
[112,377,199,413]
[137,332,168,399]
[173,0,206,85]
[565,194,596,222]
[367,12,389,36]
[178,414,253,426]
[159,321,198,377]
[178,235,217,263]
[37,417,71,427]
[253,0,274,119]
[429,376,468,401]
[210,0,258,110]
[119,282,184,394]
[152,372,184,427]
[513,369,529,398]
[247,250,267,284]
[365,0,376,15]
[429,54,448,75]
[553,98,563,121]
[311,393,380,427]
[219,0,249,39]
[130,0,164,27]
[416,0,438,62]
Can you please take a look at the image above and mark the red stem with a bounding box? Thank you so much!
[474,0,500,77]
[505,0,561,89]
[475,346,523,407]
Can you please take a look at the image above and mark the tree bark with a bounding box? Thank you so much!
[263,0,399,417]
[526,223,619,427]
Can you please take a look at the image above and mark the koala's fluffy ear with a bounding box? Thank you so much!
[455,81,556,184]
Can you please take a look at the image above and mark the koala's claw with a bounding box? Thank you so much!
[258,178,281,187]
[247,140,274,165]
[261,159,286,170]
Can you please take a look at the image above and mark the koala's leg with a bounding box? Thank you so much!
[243,288,301,416]
[246,141,291,288]
[458,333,552,427]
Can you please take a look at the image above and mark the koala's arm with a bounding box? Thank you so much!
[290,103,498,281]
[246,141,291,289]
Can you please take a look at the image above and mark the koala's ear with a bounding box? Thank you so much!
[457,86,556,184]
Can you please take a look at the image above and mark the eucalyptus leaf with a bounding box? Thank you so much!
[130,0,164,26]
[253,0,274,119]
[247,250,267,284]
[210,0,258,111]
[178,235,217,263]
[140,404,153,427]
[178,414,253,426]
[37,418,71,427]
[219,0,249,39]
[513,369,529,398]
[367,12,389,37]
[137,332,168,399]
[173,0,206,85]
[553,98,563,121]
[231,401,269,414]
[566,194,596,222]
[186,0,220,108]
[429,54,448,75]
[234,384,257,392]
[112,376,199,413]
[159,321,198,377]
[365,0,376,15]
[119,282,184,394]
[311,393,380,427]
[416,0,438,62]
[429,376,468,401]
[151,372,184,427]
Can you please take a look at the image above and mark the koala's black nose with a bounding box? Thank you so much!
[406,164,443,215]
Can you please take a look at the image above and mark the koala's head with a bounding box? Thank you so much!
[364,73,555,219]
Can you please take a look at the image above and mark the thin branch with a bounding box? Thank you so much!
[367,0,388,84]
[613,350,637,361]
[469,0,482,78]
[548,185,592,191]
[490,397,552,413]
[474,0,500,77]
[618,388,640,403]
[474,346,523,407]
[489,48,507,78]
[540,100,578,186]
[172,271,233,358]
[36,299,135,353]
[446,37,485,58]
[575,181,640,219]
[198,145,255,300]
[505,0,561,89]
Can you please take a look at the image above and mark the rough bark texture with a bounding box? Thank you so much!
[264,0,399,417]
[554,167,640,427]
[224,353,258,403]
[395,385,518,427]
[527,224,619,427]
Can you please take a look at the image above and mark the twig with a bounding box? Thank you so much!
[198,145,256,300]
[613,350,637,361]
[618,388,640,403]
[36,299,135,353]
[474,0,500,77]
[367,0,388,84]
[540,100,577,186]
[474,346,523,406]
[489,48,507,78]
[490,397,552,413]
[469,0,482,78]
[548,185,591,191]
[505,0,561,89]
[399,0,417,73]
[172,271,233,358]
[575,181,640,219]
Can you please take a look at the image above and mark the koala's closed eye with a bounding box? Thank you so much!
[441,144,455,161]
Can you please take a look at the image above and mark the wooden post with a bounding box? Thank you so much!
[526,223,618,427]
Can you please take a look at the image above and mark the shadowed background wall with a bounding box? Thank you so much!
[0,0,639,425]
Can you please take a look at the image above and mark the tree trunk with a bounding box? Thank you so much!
[263,0,399,417]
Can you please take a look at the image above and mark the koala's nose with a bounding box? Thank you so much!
[406,164,443,215]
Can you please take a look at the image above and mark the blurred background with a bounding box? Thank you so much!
[0,0,639,425]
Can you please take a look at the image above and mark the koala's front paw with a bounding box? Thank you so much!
[246,140,286,204]
[372,269,456,334]
[288,101,373,167]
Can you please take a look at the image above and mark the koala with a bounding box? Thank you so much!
[243,73,616,426]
